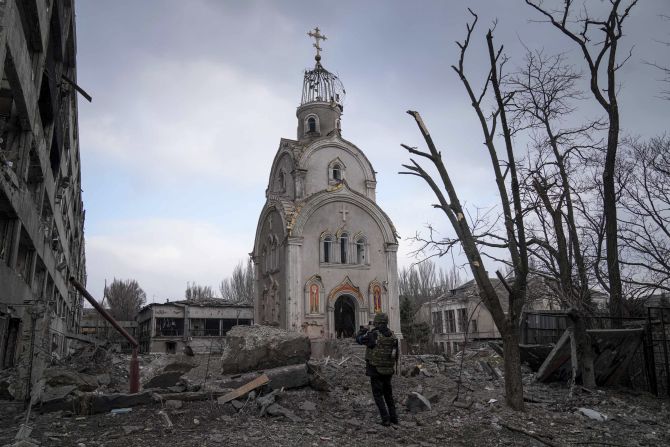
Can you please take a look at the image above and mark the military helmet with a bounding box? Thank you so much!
[373,312,389,324]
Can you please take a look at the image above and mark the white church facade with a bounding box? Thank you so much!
[252,29,401,340]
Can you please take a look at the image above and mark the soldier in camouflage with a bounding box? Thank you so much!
[355,312,399,426]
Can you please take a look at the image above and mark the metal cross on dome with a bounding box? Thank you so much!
[308,27,327,59]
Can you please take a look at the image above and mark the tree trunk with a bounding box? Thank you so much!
[568,309,596,388]
[502,327,525,411]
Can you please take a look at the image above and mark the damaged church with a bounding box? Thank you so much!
[252,28,401,340]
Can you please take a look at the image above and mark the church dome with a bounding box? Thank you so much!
[301,60,345,110]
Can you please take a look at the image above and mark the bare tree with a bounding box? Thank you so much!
[185,283,215,301]
[507,49,606,387]
[105,278,146,320]
[401,12,529,410]
[619,136,670,296]
[508,50,600,307]
[220,259,255,304]
[526,0,639,323]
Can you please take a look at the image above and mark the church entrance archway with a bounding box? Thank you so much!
[334,295,356,338]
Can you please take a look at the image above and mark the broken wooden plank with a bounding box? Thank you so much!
[537,328,645,386]
[536,328,572,382]
[478,360,500,380]
[519,344,554,371]
[217,374,269,405]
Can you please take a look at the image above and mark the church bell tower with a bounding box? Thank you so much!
[296,27,345,141]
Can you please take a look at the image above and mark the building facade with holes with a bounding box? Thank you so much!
[252,40,400,340]
[0,1,87,399]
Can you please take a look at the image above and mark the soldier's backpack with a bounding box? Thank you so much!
[368,330,398,375]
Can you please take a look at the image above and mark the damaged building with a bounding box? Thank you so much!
[137,298,253,354]
[79,308,136,352]
[0,0,87,399]
[252,28,401,341]
[417,278,609,354]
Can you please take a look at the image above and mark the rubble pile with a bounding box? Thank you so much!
[220,325,311,373]
[0,337,669,446]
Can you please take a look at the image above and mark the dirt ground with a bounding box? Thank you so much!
[1,341,669,447]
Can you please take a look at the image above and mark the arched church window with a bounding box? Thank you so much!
[323,236,333,263]
[332,164,341,181]
[328,159,345,185]
[340,233,348,264]
[308,117,316,133]
[356,237,366,264]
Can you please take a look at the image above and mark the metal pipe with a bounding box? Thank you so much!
[69,277,140,393]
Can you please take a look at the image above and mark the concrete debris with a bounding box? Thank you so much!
[220,325,311,374]
[265,403,300,422]
[164,400,183,410]
[43,368,99,392]
[121,425,142,434]
[228,399,245,411]
[577,407,608,422]
[406,392,432,413]
[257,389,282,415]
[1,338,668,446]
[266,364,310,390]
[298,400,317,412]
[157,410,173,428]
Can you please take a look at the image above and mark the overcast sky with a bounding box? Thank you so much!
[74,0,669,302]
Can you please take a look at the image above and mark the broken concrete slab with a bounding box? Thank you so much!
[143,372,184,390]
[306,363,330,392]
[220,325,311,374]
[80,391,154,415]
[265,403,300,422]
[578,407,608,421]
[43,368,99,392]
[265,363,309,390]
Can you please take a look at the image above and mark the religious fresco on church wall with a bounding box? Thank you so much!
[373,284,383,313]
[304,275,325,315]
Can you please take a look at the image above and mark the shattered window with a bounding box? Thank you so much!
[155,318,183,336]
[445,310,456,333]
[457,308,468,332]
[432,311,443,334]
